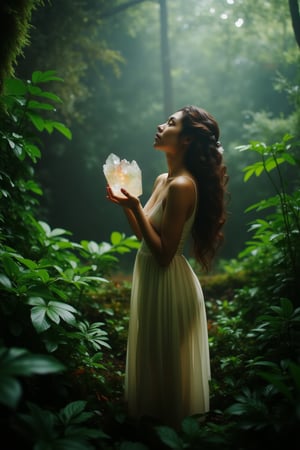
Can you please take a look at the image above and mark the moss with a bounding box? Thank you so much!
[201,270,250,300]
[0,0,42,91]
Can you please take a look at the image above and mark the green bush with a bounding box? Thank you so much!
[0,71,139,449]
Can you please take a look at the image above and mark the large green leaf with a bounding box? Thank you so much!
[58,400,87,423]
[52,121,72,139]
[28,297,78,331]
[28,100,55,111]
[31,305,51,332]
[26,112,45,131]
[0,273,12,288]
[111,231,123,245]
[0,376,21,408]
[155,426,183,449]
[4,78,27,95]
[0,347,65,408]
[32,70,64,84]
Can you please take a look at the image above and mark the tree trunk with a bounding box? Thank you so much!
[159,0,173,117]
[102,0,173,117]
[289,0,300,49]
[0,0,40,92]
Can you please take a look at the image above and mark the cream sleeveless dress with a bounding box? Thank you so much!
[124,177,211,428]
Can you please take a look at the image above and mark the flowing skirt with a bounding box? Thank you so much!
[125,248,211,428]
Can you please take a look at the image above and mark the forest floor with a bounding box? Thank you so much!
[83,271,247,449]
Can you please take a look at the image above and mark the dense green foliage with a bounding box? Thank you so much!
[0,72,139,449]
[0,70,299,449]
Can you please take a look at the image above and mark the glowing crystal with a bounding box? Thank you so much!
[103,153,142,197]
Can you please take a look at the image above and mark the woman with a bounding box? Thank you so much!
[106,105,228,428]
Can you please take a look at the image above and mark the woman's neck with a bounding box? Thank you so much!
[165,153,186,178]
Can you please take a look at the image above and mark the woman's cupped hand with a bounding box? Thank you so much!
[106,185,141,211]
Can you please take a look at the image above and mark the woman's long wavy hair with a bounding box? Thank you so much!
[179,105,229,272]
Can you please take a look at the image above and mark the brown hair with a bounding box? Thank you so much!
[179,105,229,272]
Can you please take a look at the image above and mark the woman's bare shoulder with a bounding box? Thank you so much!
[169,174,196,192]
[167,176,197,214]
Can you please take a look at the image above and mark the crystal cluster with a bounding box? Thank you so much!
[103,153,142,197]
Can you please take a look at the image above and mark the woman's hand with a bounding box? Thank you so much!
[106,185,141,211]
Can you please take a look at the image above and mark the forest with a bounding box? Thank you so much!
[0,0,299,449]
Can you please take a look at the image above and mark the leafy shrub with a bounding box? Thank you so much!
[0,71,139,449]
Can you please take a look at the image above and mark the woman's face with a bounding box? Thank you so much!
[153,110,185,153]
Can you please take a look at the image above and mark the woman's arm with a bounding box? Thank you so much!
[133,177,195,266]
[122,207,143,240]
[107,174,166,241]
[106,176,195,267]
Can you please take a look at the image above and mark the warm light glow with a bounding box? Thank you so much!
[103,153,143,197]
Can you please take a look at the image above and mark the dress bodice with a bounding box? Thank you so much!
[139,178,197,256]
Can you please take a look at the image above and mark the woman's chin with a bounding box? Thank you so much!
[153,142,162,150]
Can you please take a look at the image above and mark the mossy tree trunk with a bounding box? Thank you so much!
[0,0,42,92]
